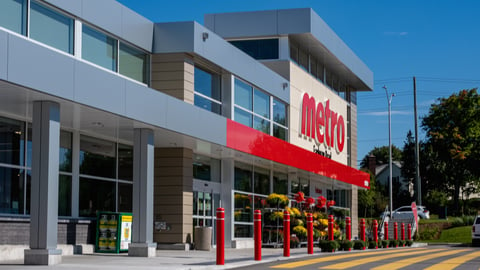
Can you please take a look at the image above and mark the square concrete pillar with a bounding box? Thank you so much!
[129,129,156,257]
[25,101,62,265]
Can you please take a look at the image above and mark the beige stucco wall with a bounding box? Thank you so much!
[289,64,349,165]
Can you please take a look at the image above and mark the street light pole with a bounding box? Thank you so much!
[383,86,395,218]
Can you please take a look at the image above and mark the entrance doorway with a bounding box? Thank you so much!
[193,180,221,246]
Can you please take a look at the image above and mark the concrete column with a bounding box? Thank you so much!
[129,129,156,257]
[25,101,61,265]
[221,158,234,248]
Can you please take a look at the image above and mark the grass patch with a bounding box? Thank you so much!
[422,226,472,244]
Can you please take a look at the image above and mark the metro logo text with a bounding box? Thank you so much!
[300,93,345,153]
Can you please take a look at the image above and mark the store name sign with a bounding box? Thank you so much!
[300,93,345,153]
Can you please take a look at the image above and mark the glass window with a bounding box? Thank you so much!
[234,224,253,238]
[193,155,220,182]
[273,125,287,141]
[118,182,132,212]
[316,62,324,82]
[254,167,270,195]
[58,174,71,216]
[291,178,309,196]
[273,98,287,126]
[0,0,27,35]
[299,49,308,71]
[253,116,270,134]
[234,79,252,110]
[234,108,252,128]
[273,172,288,194]
[234,162,252,192]
[254,89,270,118]
[82,25,117,71]
[0,117,24,166]
[118,144,133,181]
[310,58,317,78]
[194,67,221,114]
[30,1,74,54]
[230,39,279,60]
[0,167,24,214]
[290,43,298,63]
[79,177,115,217]
[79,135,116,178]
[234,192,252,223]
[59,131,72,172]
[119,43,148,83]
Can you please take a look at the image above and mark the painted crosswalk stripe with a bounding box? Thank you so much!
[371,249,468,270]
[318,248,444,269]
[270,248,426,269]
[423,250,480,270]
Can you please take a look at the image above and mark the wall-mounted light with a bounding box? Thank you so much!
[282,82,288,90]
[202,32,209,42]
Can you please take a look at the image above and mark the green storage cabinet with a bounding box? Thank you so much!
[95,211,132,253]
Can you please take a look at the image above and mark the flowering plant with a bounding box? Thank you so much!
[294,191,305,203]
[305,197,315,207]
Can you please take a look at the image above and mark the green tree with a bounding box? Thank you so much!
[421,88,480,215]
[358,169,376,217]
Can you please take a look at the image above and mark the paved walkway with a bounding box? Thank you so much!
[0,247,323,269]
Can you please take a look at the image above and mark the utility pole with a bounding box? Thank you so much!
[413,77,422,205]
[383,86,394,217]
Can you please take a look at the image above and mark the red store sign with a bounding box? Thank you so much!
[300,93,345,153]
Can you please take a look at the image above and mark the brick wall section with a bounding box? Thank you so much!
[0,219,95,245]
[151,53,195,104]
[154,147,193,244]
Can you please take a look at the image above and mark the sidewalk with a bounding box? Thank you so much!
[0,247,323,270]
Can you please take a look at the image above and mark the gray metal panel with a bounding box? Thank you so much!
[81,0,122,40]
[73,61,126,115]
[124,80,168,128]
[153,22,195,53]
[165,96,227,146]
[277,9,312,35]
[43,0,82,16]
[0,31,7,80]
[120,5,154,51]
[206,10,279,38]
[7,34,75,100]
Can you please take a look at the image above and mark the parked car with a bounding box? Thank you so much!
[473,215,480,247]
[381,205,430,220]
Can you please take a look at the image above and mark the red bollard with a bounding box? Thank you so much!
[346,217,351,251]
[394,222,398,247]
[216,208,225,265]
[328,215,334,241]
[384,221,389,248]
[408,224,412,241]
[373,220,378,249]
[254,210,262,261]
[307,213,313,254]
[360,219,366,250]
[283,210,290,257]
[401,223,405,246]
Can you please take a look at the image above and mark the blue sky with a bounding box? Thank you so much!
[118,0,480,165]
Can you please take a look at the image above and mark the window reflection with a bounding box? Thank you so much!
[79,135,116,178]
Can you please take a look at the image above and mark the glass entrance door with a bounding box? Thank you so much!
[193,180,221,246]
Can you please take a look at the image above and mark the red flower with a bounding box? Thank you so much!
[305,197,315,206]
[327,200,336,208]
[316,196,327,208]
[294,191,305,203]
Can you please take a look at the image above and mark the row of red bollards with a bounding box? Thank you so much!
[215,208,413,265]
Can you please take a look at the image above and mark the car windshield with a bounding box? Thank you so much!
[475,217,480,224]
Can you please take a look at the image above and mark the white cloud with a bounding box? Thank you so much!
[383,31,408,36]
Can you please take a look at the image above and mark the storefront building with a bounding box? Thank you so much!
[0,0,372,263]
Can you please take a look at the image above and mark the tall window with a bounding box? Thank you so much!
[82,25,117,71]
[0,0,27,35]
[58,131,72,216]
[193,154,220,182]
[79,135,133,217]
[273,98,288,141]
[194,67,221,114]
[30,1,74,54]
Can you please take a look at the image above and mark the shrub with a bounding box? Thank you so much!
[318,239,328,249]
[381,240,389,248]
[389,240,399,248]
[406,240,413,246]
[398,240,406,247]
[338,240,353,251]
[368,241,378,249]
[418,227,440,240]
[320,240,338,252]
[290,235,300,248]
[451,217,464,227]
[353,240,366,250]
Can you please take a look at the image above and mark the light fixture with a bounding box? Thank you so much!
[91,122,104,128]
[282,82,288,90]
[202,32,209,42]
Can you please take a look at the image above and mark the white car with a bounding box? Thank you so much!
[473,215,480,247]
[381,205,430,220]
